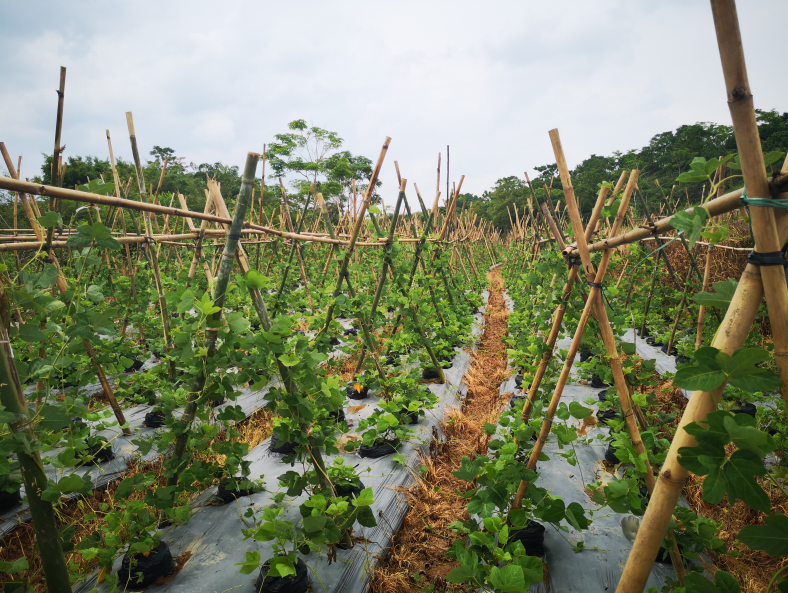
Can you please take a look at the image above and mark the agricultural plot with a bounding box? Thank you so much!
[0,2,786,593]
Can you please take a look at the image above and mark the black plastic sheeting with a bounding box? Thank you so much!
[496,328,679,592]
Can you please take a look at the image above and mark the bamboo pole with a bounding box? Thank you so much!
[0,321,71,593]
[695,245,714,349]
[617,3,788,590]
[126,112,176,380]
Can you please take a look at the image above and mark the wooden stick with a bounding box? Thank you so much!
[617,3,788,589]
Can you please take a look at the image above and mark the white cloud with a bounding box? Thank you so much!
[1,0,786,199]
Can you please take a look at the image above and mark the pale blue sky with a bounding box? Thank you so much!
[1,1,786,200]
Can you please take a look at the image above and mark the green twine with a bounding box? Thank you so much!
[739,188,788,244]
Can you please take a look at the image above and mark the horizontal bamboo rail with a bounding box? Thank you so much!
[0,176,453,248]
[563,188,743,256]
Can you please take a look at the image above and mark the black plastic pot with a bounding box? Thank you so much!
[335,479,365,501]
[383,355,399,368]
[329,337,341,346]
[343,327,358,337]
[590,375,608,388]
[514,374,524,389]
[387,305,395,313]
[597,408,620,425]
[82,438,115,465]
[398,409,420,425]
[509,396,525,410]
[421,367,442,381]
[117,540,175,590]
[579,351,594,363]
[508,521,545,556]
[65,417,88,433]
[659,343,678,356]
[123,358,145,373]
[645,336,656,346]
[216,477,256,504]
[255,558,309,593]
[597,389,608,403]
[328,408,346,424]
[654,546,673,565]
[733,402,757,418]
[604,443,621,464]
[346,382,369,400]
[639,327,651,337]
[0,489,22,512]
[359,438,400,459]
[144,411,166,428]
[270,433,298,455]
[675,355,690,365]
[209,396,227,408]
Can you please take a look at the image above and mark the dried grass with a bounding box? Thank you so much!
[369,269,511,593]
[0,456,172,592]
[683,472,788,593]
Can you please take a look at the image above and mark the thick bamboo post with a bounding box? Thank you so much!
[617,3,788,590]
[168,152,260,486]
[0,323,71,593]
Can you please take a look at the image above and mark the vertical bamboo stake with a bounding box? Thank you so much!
[0,321,71,593]
[617,3,788,589]
[126,112,176,380]
[695,246,714,349]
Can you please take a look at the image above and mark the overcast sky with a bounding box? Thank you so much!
[1,1,786,203]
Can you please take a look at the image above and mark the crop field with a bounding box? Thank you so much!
[0,2,786,593]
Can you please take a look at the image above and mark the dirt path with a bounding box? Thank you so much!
[370,268,511,593]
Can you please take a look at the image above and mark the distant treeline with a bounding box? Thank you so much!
[462,109,788,231]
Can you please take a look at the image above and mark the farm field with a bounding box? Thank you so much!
[0,2,787,593]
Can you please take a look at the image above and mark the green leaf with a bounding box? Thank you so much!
[18,324,44,343]
[302,515,328,532]
[37,265,60,289]
[700,225,730,245]
[234,550,261,575]
[225,311,250,335]
[693,279,738,309]
[684,571,741,593]
[445,565,476,584]
[351,487,374,507]
[40,405,71,432]
[453,456,480,482]
[565,502,589,530]
[37,211,63,228]
[0,557,29,575]
[278,353,300,367]
[737,514,788,556]
[569,401,592,419]
[67,222,121,250]
[243,269,270,290]
[764,150,786,168]
[85,284,105,303]
[673,363,725,392]
[57,473,92,495]
[703,449,770,512]
[669,207,708,249]
[392,453,407,465]
[77,178,115,196]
